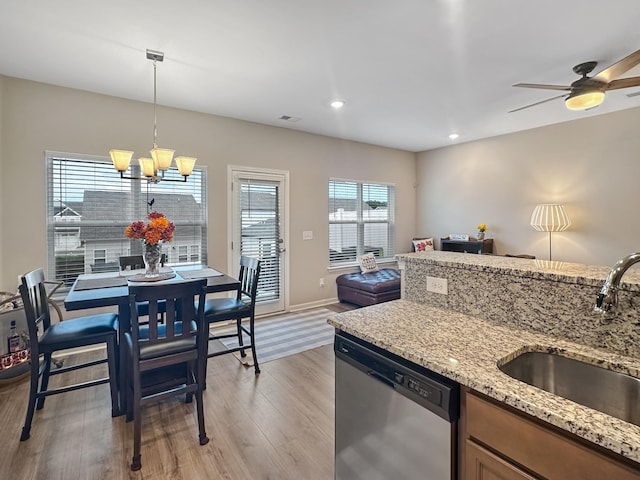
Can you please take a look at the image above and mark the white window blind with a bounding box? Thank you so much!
[234,178,281,303]
[328,179,396,266]
[46,152,207,289]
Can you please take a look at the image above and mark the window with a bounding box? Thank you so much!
[46,152,207,289]
[178,245,188,262]
[94,250,106,264]
[328,179,396,266]
[190,245,200,262]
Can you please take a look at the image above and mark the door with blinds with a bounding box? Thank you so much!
[230,168,288,315]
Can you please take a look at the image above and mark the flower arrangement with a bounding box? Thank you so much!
[125,211,175,245]
[477,223,488,233]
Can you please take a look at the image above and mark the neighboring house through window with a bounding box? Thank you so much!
[328,178,396,266]
[46,152,208,288]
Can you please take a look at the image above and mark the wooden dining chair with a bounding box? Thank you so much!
[18,268,118,441]
[119,254,169,319]
[125,278,209,471]
[119,254,167,271]
[203,256,261,374]
[119,255,145,271]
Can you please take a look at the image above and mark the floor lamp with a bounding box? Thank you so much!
[530,204,571,261]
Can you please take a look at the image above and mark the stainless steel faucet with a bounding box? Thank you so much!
[594,252,640,313]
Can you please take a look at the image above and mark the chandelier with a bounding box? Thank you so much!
[109,49,196,183]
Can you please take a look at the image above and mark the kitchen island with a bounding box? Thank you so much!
[329,251,640,476]
[328,299,640,473]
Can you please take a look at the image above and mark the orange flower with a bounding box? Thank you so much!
[125,212,175,245]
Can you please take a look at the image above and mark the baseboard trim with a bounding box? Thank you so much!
[288,297,339,312]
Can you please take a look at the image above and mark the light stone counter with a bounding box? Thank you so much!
[328,299,640,464]
[396,250,640,291]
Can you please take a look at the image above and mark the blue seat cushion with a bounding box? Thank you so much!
[136,320,198,360]
[201,298,250,319]
[39,313,117,347]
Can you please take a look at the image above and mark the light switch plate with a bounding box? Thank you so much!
[303,230,313,240]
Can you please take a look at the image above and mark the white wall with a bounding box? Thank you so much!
[416,106,640,267]
[0,76,416,307]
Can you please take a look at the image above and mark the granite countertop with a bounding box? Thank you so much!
[396,250,640,291]
[328,299,640,464]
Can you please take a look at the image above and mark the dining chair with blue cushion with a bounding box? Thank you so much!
[119,254,168,318]
[125,278,209,471]
[203,255,261,375]
[18,268,118,441]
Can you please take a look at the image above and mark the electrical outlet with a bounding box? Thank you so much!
[319,277,325,287]
[427,276,448,295]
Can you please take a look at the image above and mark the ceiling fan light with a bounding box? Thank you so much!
[565,90,605,110]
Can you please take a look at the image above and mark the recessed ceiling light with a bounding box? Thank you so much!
[448,133,459,140]
[330,100,346,109]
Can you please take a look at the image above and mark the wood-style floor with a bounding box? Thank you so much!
[0,303,354,480]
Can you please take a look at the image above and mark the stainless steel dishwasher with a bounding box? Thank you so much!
[335,332,459,480]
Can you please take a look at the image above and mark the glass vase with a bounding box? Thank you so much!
[144,242,162,277]
[477,231,485,241]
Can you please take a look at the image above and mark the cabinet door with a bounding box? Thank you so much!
[466,440,538,480]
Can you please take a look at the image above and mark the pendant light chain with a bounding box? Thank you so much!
[153,58,158,149]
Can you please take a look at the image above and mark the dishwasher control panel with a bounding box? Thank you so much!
[407,376,443,405]
[335,332,458,421]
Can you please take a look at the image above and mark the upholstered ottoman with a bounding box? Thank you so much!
[336,268,401,307]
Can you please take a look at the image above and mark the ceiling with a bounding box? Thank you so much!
[2,0,640,152]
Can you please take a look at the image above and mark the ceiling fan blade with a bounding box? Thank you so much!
[594,48,640,83]
[513,83,571,91]
[508,93,568,113]
[606,76,640,90]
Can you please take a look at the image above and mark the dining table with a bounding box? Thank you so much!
[63,264,240,416]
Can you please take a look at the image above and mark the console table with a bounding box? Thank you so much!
[441,237,493,254]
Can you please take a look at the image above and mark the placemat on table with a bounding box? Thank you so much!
[74,276,128,291]
[179,268,224,279]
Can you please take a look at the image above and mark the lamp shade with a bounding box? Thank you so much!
[138,157,156,178]
[175,156,197,176]
[109,149,134,172]
[150,147,175,171]
[530,204,571,232]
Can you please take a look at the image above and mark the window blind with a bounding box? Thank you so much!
[328,179,396,266]
[46,152,207,289]
[234,177,281,303]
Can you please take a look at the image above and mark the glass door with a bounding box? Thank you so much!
[230,167,288,315]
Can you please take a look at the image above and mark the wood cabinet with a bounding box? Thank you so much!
[441,238,493,254]
[460,389,640,480]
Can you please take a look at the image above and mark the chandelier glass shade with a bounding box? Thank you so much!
[109,49,196,183]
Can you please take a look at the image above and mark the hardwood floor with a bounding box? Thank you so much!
[0,303,357,480]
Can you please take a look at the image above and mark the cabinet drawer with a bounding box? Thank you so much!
[465,392,640,480]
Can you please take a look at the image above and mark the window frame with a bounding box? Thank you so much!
[328,177,396,268]
[45,151,208,290]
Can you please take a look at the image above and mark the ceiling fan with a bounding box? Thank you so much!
[509,48,640,113]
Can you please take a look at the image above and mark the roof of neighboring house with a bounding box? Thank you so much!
[79,190,203,241]
[54,201,82,217]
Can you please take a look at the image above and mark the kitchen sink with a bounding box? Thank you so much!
[498,351,640,427]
